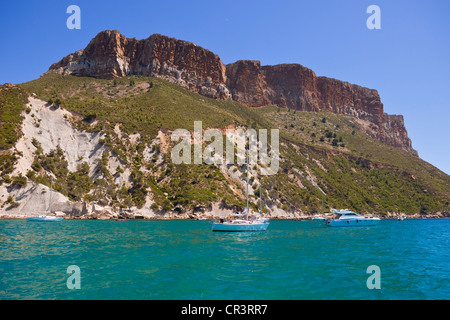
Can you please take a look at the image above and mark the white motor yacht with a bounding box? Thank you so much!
[325,209,380,227]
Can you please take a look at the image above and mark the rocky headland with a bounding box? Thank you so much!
[48,30,416,155]
[2,31,448,220]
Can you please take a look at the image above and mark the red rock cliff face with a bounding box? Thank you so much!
[224,61,415,154]
[49,30,230,99]
[225,60,272,107]
[48,30,416,155]
[226,62,384,124]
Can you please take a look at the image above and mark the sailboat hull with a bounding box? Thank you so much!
[211,221,269,232]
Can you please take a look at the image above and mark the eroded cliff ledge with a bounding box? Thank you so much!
[48,30,416,155]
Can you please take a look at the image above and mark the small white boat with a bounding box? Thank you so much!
[312,214,326,221]
[398,215,406,221]
[325,209,380,227]
[27,177,64,222]
[255,216,270,223]
[27,216,63,222]
[212,149,269,232]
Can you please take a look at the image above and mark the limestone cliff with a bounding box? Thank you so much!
[48,30,416,155]
[225,61,415,155]
[49,30,230,99]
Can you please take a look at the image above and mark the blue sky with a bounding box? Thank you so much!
[1,0,449,174]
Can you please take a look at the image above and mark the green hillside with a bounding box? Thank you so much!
[0,84,28,183]
[12,73,450,215]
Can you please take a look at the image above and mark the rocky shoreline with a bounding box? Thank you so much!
[2,180,448,221]
[5,179,447,221]
[1,207,449,220]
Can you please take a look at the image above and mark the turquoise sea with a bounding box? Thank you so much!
[0,219,449,300]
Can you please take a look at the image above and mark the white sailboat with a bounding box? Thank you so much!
[27,177,63,222]
[212,149,269,232]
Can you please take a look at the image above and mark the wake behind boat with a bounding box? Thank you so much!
[325,209,380,227]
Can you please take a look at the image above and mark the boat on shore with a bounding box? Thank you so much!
[27,177,63,222]
[212,149,269,232]
[27,216,63,221]
[325,209,380,227]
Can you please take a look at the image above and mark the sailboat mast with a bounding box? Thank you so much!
[322,192,324,215]
[49,176,53,213]
[246,148,249,221]
[259,184,262,214]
